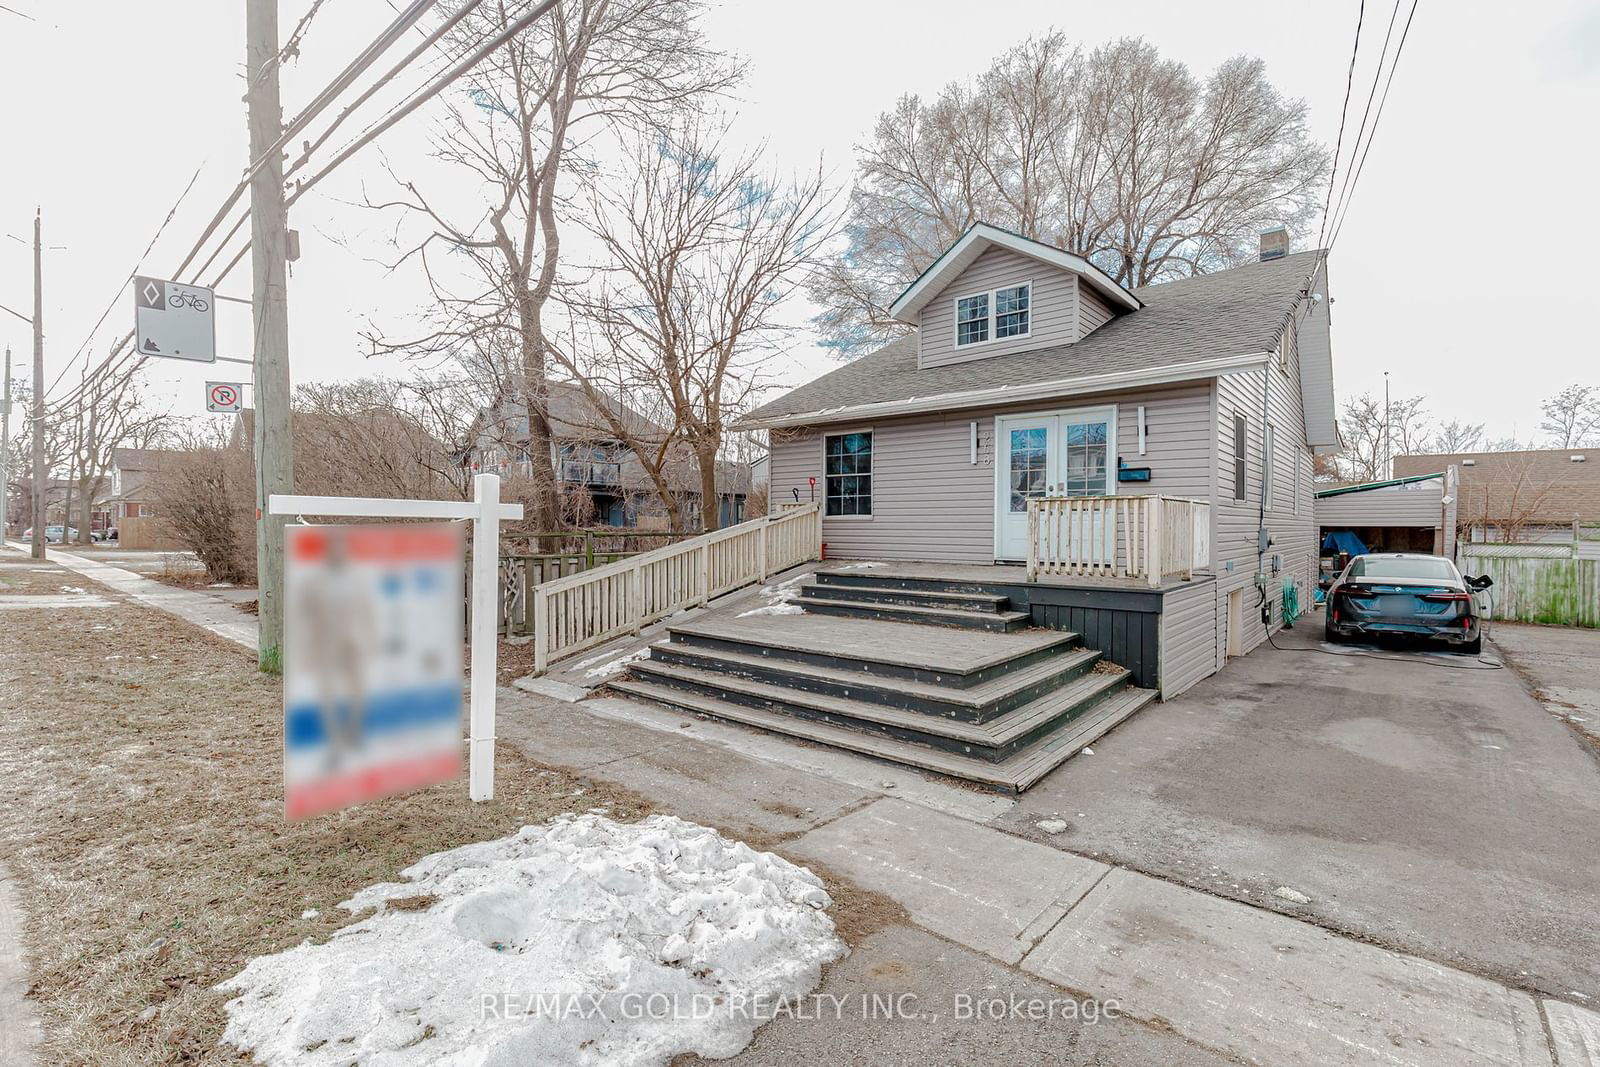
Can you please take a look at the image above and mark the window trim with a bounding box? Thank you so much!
[1263,420,1276,510]
[1232,411,1248,502]
[822,428,874,520]
[952,280,1032,349]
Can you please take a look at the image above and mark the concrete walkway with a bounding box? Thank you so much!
[6,542,257,649]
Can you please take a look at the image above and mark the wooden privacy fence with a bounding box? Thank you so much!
[532,503,823,673]
[1458,541,1600,628]
[1028,495,1211,587]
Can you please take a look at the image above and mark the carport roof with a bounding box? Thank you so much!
[1315,472,1443,498]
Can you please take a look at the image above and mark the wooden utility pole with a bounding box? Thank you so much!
[245,0,294,670]
[30,209,44,560]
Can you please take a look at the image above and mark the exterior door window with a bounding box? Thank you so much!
[1008,427,1048,512]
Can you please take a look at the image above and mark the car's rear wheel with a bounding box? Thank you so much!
[1324,623,1342,645]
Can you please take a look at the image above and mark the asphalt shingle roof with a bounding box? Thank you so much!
[745,249,1324,426]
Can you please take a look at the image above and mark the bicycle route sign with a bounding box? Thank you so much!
[133,275,215,363]
[205,381,242,413]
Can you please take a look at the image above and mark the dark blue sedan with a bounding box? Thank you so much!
[1322,553,1493,655]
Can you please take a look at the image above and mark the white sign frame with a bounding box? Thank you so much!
[269,474,524,802]
[134,275,217,363]
[206,381,243,412]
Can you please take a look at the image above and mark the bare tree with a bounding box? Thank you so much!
[558,121,837,529]
[1427,419,1485,454]
[366,0,735,539]
[1539,384,1600,448]
[63,367,169,545]
[293,378,478,500]
[812,33,1328,356]
[1458,452,1560,545]
[1334,392,1430,483]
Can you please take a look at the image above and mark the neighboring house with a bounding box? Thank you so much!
[109,447,184,520]
[1314,469,1459,560]
[740,222,1339,695]
[466,380,748,529]
[1393,447,1600,544]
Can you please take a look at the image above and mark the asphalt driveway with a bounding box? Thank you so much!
[997,606,1600,1004]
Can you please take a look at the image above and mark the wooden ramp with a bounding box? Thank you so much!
[607,571,1156,792]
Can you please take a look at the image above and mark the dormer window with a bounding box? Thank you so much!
[954,282,1031,347]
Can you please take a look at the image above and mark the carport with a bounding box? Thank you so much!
[1315,469,1458,563]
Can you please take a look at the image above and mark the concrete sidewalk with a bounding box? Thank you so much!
[7,542,257,649]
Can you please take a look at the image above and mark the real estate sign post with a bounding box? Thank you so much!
[269,475,522,815]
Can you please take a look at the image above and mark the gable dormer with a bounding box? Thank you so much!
[890,223,1140,370]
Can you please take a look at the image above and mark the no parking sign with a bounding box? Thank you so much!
[206,381,242,412]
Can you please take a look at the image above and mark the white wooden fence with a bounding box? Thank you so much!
[532,503,823,673]
[1028,495,1211,587]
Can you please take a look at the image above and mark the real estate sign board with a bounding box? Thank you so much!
[283,522,464,819]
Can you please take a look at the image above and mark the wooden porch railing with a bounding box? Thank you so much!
[1027,495,1211,587]
[532,503,823,674]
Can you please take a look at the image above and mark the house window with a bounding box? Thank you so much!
[995,284,1030,338]
[955,283,1031,347]
[1263,421,1276,508]
[956,294,989,346]
[1232,413,1248,502]
[824,431,872,516]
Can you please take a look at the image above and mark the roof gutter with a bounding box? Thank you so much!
[738,352,1272,431]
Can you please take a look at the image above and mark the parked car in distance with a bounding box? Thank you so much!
[1321,553,1492,654]
[21,525,80,544]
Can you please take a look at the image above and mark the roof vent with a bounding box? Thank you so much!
[1573,454,1588,462]
[1462,459,1476,466]
[1259,227,1289,262]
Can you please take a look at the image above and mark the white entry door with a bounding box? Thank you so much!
[994,408,1115,561]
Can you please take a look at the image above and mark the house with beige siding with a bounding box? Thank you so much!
[738,223,1339,698]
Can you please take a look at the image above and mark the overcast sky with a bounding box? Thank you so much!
[2,0,1598,446]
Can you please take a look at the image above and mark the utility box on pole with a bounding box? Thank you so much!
[245,0,295,669]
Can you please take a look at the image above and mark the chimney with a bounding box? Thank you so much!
[1259,227,1289,262]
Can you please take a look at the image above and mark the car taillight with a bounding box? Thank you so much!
[1341,585,1375,598]
[1419,592,1472,602]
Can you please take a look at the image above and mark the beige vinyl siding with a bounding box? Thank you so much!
[1160,577,1218,699]
[767,383,1214,563]
[1078,283,1116,338]
[1210,320,1318,665]
[1314,478,1445,529]
[918,246,1079,369]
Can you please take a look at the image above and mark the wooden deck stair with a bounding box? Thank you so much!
[607,572,1157,792]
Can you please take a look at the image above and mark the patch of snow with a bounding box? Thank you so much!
[835,562,884,570]
[583,647,650,680]
[208,582,234,588]
[738,573,810,618]
[1273,886,1311,905]
[1036,819,1068,835]
[219,814,845,1066]
[300,909,319,920]
[1080,746,1094,756]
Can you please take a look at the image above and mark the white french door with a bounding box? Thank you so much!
[994,407,1115,560]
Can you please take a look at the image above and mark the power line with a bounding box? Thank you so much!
[1326,0,1421,251]
[42,162,208,402]
[208,0,559,289]
[172,0,438,282]
[188,0,485,286]
[1317,0,1365,250]
[1323,0,1402,247]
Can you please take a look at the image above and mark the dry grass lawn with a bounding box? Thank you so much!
[0,557,654,1064]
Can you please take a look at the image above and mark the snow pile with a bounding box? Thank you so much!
[218,814,845,1066]
[737,573,808,617]
[580,646,650,680]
